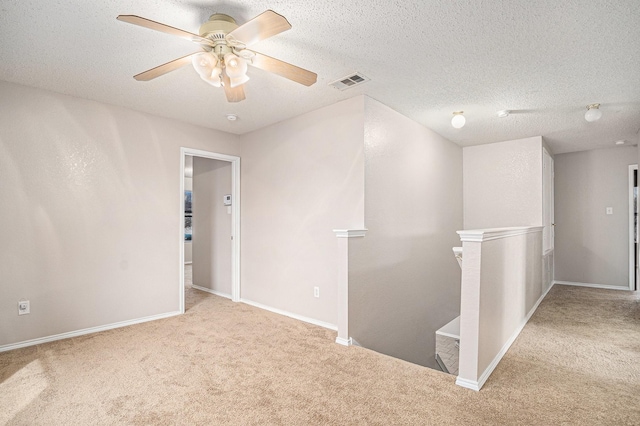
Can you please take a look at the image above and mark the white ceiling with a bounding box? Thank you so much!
[1,0,639,154]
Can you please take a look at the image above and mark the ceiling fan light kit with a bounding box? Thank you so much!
[116,10,317,102]
[584,103,602,122]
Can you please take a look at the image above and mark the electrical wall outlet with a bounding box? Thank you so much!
[313,287,320,298]
[18,300,30,315]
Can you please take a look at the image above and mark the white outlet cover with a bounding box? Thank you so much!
[606,207,613,215]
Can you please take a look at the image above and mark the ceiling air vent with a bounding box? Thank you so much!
[329,72,370,90]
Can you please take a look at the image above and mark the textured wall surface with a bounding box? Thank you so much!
[0,81,240,347]
[457,229,543,386]
[554,146,637,287]
[464,136,543,229]
[192,158,232,296]
[348,97,463,369]
[239,96,365,326]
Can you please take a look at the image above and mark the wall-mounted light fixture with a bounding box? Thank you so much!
[451,111,466,128]
[584,103,602,122]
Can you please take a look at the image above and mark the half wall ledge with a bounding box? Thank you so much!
[333,229,368,346]
[455,225,546,391]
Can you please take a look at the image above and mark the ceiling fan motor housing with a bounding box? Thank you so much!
[199,14,238,39]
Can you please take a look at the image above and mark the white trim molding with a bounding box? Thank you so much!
[456,281,555,391]
[333,229,368,238]
[180,148,241,313]
[240,298,338,331]
[333,228,367,347]
[192,285,232,299]
[629,164,637,291]
[335,337,353,346]
[554,281,630,291]
[457,226,544,243]
[0,311,181,353]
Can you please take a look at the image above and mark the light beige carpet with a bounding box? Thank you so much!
[1,285,639,425]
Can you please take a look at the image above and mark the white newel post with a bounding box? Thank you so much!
[333,229,367,346]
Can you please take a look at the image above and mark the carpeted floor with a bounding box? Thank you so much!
[1,284,639,425]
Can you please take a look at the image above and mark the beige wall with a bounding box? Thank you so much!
[457,228,543,389]
[348,97,463,369]
[554,146,637,287]
[464,136,543,229]
[192,158,232,296]
[0,81,240,347]
[239,96,365,325]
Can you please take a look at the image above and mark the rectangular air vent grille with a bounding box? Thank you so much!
[329,72,370,90]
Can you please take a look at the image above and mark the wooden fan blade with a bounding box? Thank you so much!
[222,73,246,102]
[249,51,317,86]
[117,15,214,47]
[226,10,291,47]
[133,52,200,81]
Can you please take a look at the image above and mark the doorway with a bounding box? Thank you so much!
[629,164,637,291]
[179,148,240,313]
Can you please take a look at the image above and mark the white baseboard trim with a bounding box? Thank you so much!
[192,285,232,299]
[335,337,352,346]
[554,280,629,291]
[455,377,480,391]
[457,281,555,391]
[239,298,338,331]
[0,311,182,353]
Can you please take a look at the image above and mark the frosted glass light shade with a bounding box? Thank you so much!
[230,74,250,88]
[224,53,248,79]
[201,67,222,87]
[585,105,602,122]
[191,52,218,78]
[451,113,466,129]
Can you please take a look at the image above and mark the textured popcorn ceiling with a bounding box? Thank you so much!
[0,0,639,154]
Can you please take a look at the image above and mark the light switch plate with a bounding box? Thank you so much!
[606,207,613,215]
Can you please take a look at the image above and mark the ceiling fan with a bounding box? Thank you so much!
[116,10,317,102]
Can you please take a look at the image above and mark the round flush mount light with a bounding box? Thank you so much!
[226,114,238,121]
[615,140,625,145]
[451,111,466,128]
[585,103,602,122]
[497,110,510,118]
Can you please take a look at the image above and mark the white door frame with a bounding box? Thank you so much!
[179,148,241,313]
[542,147,554,254]
[629,164,637,291]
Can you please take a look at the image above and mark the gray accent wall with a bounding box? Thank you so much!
[554,146,637,287]
[348,97,463,369]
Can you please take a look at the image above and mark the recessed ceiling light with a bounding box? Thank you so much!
[615,140,625,145]
[226,114,238,121]
[497,110,510,118]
